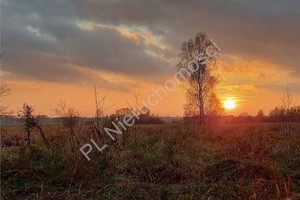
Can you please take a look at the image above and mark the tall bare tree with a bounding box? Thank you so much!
[177,32,220,124]
[94,86,115,137]
[126,90,141,145]
[54,100,82,150]
[205,92,223,123]
[0,83,12,115]
[280,87,296,137]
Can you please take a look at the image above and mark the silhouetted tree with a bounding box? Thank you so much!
[54,100,82,149]
[280,87,295,137]
[177,32,220,124]
[94,86,115,138]
[205,92,224,125]
[116,108,132,116]
[0,83,12,115]
[21,104,50,148]
[257,109,265,122]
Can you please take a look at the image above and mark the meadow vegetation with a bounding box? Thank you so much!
[1,122,300,199]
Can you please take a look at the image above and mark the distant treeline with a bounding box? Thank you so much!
[268,106,300,122]
[2,106,300,125]
[135,115,165,125]
[184,106,300,124]
[0,115,165,125]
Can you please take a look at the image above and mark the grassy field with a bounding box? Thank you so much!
[1,122,300,199]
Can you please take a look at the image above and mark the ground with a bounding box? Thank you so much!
[1,123,300,199]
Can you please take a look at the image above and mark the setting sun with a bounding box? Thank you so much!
[224,100,236,110]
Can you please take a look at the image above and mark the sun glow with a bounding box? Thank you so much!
[224,100,236,110]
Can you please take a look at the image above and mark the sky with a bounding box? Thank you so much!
[1,0,300,117]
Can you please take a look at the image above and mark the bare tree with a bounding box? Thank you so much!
[126,90,141,145]
[94,86,115,138]
[177,32,220,124]
[115,107,133,148]
[20,104,50,148]
[204,92,223,125]
[94,86,104,136]
[257,109,265,122]
[0,83,12,115]
[54,100,81,149]
[280,87,296,137]
[22,104,35,146]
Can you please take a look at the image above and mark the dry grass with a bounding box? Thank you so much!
[1,123,300,199]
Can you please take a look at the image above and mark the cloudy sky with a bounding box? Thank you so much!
[1,0,300,116]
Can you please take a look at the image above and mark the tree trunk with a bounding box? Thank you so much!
[198,83,205,125]
[26,128,31,146]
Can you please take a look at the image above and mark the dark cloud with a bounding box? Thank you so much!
[2,0,300,86]
[2,0,172,85]
[77,0,300,70]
